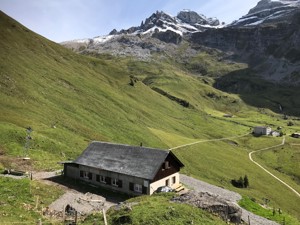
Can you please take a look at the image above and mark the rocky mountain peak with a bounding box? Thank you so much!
[141,11,177,31]
[230,0,300,26]
[248,0,299,14]
[108,10,221,37]
[177,10,220,26]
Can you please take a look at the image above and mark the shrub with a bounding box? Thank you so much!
[231,175,249,188]
[244,175,249,188]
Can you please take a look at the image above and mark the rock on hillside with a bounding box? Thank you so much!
[172,191,242,223]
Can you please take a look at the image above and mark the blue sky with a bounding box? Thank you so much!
[1,0,260,43]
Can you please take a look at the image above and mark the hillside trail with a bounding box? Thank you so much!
[169,134,299,224]
[170,133,300,198]
[32,171,118,213]
[249,137,300,198]
[169,132,250,150]
[180,175,279,225]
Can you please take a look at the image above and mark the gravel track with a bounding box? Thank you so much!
[32,172,280,224]
[180,174,279,225]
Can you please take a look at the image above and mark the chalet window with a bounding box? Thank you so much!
[105,177,111,185]
[134,184,142,193]
[172,176,176,184]
[100,175,106,183]
[164,161,170,169]
[162,161,170,170]
[165,179,170,187]
[80,171,91,180]
[96,175,106,183]
[110,179,123,188]
[143,180,149,187]
[129,182,145,193]
[112,178,118,187]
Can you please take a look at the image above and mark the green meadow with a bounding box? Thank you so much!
[0,11,299,223]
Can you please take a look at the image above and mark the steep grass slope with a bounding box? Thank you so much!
[0,11,299,223]
[0,10,251,169]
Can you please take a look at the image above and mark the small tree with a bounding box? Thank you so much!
[238,177,244,188]
[244,175,249,188]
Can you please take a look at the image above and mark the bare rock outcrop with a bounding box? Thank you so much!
[172,191,242,223]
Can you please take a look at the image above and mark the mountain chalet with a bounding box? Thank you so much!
[63,142,184,195]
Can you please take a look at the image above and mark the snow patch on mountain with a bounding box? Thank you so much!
[62,10,224,46]
[93,35,115,44]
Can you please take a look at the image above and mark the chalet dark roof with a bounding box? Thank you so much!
[73,141,183,180]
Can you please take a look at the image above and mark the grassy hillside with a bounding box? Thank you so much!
[83,193,228,225]
[0,11,299,223]
[0,10,252,169]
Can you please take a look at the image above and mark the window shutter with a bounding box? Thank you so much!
[129,182,134,191]
[118,180,123,188]
[80,171,83,177]
[105,177,111,185]
[142,186,147,194]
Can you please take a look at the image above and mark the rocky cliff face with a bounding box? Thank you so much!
[230,0,300,26]
[177,10,220,26]
[61,10,222,61]
[190,5,300,84]
[111,10,221,36]
[62,10,222,51]
[62,1,300,85]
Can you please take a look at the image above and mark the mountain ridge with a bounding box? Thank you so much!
[231,0,300,26]
[1,8,300,224]
[61,10,223,47]
[62,0,300,85]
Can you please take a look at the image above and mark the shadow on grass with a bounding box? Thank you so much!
[45,175,131,204]
[213,68,300,118]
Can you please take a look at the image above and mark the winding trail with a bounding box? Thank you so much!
[249,137,300,198]
[169,132,250,150]
[170,133,300,198]
[169,133,299,223]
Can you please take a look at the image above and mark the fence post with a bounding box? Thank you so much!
[102,208,107,225]
[248,215,250,225]
[75,211,78,225]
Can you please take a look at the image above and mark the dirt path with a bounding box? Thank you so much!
[249,137,300,198]
[32,171,119,216]
[168,134,290,224]
[169,133,250,150]
[180,174,279,225]
[170,133,300,199]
